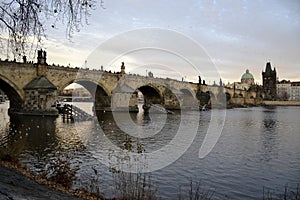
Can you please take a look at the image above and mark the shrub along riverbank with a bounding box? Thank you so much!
[1,143,299,199]
[0,160,108,199]
[1,159,299,200]
[0,161,81,199]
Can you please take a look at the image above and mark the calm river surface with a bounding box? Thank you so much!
[0,102,299,199]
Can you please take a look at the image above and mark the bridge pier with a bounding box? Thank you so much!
[9,76,58,116]
[111,83,139,112]
[9,50,58,116]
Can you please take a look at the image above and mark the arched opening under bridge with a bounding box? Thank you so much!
[0,78,23,112]
[180,89,195,108]
[59,81,110,115]
[138,85,163,105]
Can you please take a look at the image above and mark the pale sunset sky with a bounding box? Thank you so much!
[38,0,299,85]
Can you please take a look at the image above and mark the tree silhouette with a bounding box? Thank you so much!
[0,0,103,59]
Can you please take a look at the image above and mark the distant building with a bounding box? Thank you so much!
[60,87,91,97]
[262,62,277,100]
[226,69,255,91]
[276,80,300,101]
[291,82,300,101]
[226,82,251,91]
[277,80,291,100]
[241,69,255,85]
[72,87,91,97]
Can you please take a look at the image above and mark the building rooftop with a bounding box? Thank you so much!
[23,76,57,90]
[241,69,254,80]
[278,80,291,84]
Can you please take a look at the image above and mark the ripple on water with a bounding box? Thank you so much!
[0,105,300,199]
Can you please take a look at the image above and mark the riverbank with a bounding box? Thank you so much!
[0,163,81,199]
[263,100,300,106]
[0,160,104,200]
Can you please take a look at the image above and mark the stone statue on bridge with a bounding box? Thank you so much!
[37,49,47,65]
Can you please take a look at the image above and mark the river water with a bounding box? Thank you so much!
[0,102,299,199]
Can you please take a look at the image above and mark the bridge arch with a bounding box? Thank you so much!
[225,92,231,102]
[59,79,110,96]
[61,79,111,111]
[180,88,195,98]
[74,80,109,97]
[197,91,211,105]
[208,91,216,103]
[0,76,23,109]
[180,88,195,107]
[137,85,163,105]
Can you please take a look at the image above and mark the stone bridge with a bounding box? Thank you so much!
[0,54,263,116]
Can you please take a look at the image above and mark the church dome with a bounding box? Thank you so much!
[241,69,254,85]
[241,69,254,79]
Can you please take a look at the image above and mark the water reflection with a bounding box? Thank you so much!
[0,103,9,133]
[95,111,179,153]
[0,115,57,154]
[259,108,279,162]
[134,104,150,126]
[0,104,299,199]
[263,118,277,130]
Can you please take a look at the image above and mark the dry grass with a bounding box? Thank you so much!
[178,180,214,200]
[263,184,300,200]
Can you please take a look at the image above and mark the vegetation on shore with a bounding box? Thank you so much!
[2,150,300,200]
[1,134,299,199]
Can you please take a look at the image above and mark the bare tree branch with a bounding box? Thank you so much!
[0,0,98,60]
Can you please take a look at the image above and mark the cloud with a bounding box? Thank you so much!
[39,0,299,83]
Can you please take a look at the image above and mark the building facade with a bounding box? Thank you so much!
[262,62,277,100]
[277,80,291,100]
[291,82,300,101]
[227,82,251,91]
[276,80,300,101]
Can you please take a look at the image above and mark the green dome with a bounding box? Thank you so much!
[241,69,254,79]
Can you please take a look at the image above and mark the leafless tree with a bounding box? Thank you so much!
[0,0,103,60]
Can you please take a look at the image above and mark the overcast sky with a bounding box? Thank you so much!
[43,0,300,84]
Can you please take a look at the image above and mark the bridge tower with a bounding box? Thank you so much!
[262,62,277,100]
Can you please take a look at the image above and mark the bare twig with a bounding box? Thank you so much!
[0,0,97,60]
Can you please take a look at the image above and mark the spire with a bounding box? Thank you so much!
[265,62,272,73]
